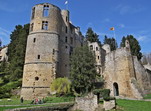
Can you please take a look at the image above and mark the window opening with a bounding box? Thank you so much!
[42,21,48,30]
[43,5,49,17]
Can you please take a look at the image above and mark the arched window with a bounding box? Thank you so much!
[113,82,119,96]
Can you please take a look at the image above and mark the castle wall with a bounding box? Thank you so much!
[133,56,151,94]
[21,3,61,100]
[88,42,106,74]
[21,3,83,100]
[103,47,143,99]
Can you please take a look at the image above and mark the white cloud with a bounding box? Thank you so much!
[0,27,10,45]
[119,24,125,28]
[137,36,147,42]
[115,4,145,15]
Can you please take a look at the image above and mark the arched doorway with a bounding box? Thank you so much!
[113,82,119,96]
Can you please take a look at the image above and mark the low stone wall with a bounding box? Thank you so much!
[68,94,98,111]
[103,100,116,111]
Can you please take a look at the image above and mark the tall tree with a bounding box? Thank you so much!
[120,35,142,60]
[7,24,29,81]
[86,27,101,46]
[70,45,98,95]
[103,35,118,51]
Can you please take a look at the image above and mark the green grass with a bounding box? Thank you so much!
[44,96,75,103]
[0,98,31,105]
[116,99,151,111]
[0,96,74,105]
[143,94,151,99]
[0,102,74,111]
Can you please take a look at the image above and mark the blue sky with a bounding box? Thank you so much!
[0,0,151,53]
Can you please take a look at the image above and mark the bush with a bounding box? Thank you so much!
[103,97,115,101]
[0,79,22,98]
[100,89,110,99]
[50,78,71,96]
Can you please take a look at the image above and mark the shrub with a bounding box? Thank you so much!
[50,78,71,96]
[100,89,110,98]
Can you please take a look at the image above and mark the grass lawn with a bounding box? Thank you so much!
[0,98,31,105]
[0,96,74,105]
[44,96,74,103]
[116,99,151,111]
[0,102,74,111]
[0,96,74,111]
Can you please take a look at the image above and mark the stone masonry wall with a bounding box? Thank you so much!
[103,47,142,98]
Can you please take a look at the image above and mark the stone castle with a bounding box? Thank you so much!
[21,3,151,100]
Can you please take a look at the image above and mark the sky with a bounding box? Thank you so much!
[0,0,151,53]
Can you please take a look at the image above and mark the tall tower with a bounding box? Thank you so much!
[21,3,62,100]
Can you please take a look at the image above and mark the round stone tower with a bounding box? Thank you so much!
[21,3,62,100]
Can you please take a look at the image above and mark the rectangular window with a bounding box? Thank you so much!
[98,56,100,60]
[38,55,40,59]
[65,36,68,43]
[70,47,73,55]
[66,26,68,33]
[42,21,48,30]
[66,16,68,22]
[53,49,55,55]
[90,45,93,50]
[43,5,49,17]
[70,37,73,44]
[96,47,98,51]
[33,38,36,43]
[30,23,34,32]
[32,7,35,19]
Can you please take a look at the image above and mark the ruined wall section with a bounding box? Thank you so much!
[133,56,151,94]
[88,42,106,74]
[58,10,83,77]
[103,47,142,98]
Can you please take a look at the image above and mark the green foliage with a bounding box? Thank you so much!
[103,35,118,51]
[93,89,111,101]
[93,89,102,95]
[7,24,29,81]
[50,78,71,96]
[120,35,142,60]
[70,45,98,96]
[86,27,101,46]
[0,79,22,99]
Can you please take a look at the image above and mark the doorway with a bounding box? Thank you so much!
[113,82,119,96]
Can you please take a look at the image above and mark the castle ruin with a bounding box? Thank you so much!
[21,3,151,100]
[21,3,83,100]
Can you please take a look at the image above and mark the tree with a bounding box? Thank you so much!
[120,35,142,60]
[70,45,98,95]
[103,35,118,51]
[50,78,71,96]
[7,24,29,81]
[86,27,101,46]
